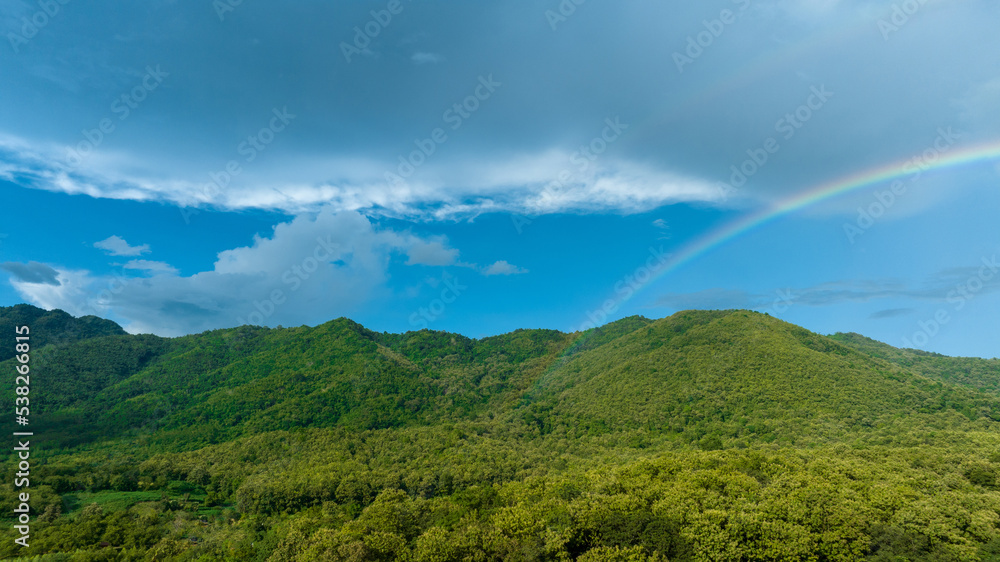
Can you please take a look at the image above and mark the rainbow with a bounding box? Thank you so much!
[527,140,1000,405]
[527,9,996,394]
[525,138,1000,401]
[613,5,1000,302]
[625,137,1000,306]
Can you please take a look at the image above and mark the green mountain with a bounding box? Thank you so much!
[2,308,1000,560]
[831,331,1000,393]
[0,304,126,362]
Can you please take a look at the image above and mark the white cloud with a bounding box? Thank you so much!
[411,52,444,64]
[0,134,724,220]
[95,235,150,256]
[123,260,178,274]
[7,209,468,336]
[400,237,459,266]
[7,268,97,318]
[482,260,528,276]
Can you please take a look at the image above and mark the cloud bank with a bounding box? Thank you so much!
[4,209,517,336]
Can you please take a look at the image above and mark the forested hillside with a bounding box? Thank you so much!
[832,332,1000,394]
[0,305,125,362]
[2,306,1000,560]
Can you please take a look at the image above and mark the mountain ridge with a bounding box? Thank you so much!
[0,303,126,361]
[4,306,997,449]
[3,305,1000,559]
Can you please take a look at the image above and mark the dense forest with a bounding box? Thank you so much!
[2,305,1000,561]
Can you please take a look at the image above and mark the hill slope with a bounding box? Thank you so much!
[832,331,1000,393]
[0,303,126,361]
[520,311,1000,445]
[2,308,1000,560]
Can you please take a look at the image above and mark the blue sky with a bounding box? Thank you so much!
[1,0,999,357]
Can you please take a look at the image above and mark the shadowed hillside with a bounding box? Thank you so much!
[0,304,126,361]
